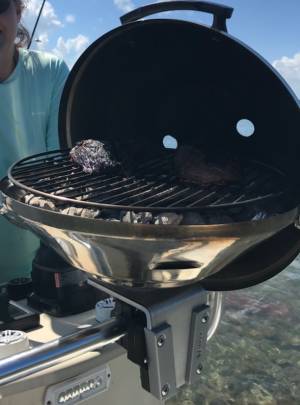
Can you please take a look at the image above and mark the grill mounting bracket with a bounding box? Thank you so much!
[88,279,209,400]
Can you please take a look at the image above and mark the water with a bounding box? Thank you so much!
[168,257,300,405]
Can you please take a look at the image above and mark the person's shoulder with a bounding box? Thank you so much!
[20,48,69,74]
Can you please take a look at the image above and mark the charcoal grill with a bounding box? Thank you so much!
[1,0,300,290]
[0,1,300,401]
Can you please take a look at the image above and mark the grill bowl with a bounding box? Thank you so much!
[1,178,298,288]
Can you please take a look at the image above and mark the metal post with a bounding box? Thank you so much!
[0,319,126,386]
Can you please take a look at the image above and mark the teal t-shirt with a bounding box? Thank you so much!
[0,48,69,284]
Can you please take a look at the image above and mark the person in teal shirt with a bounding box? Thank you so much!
[0,0,69,283]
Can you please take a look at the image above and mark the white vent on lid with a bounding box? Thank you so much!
[236,119,255,137]
[163,135,178,149]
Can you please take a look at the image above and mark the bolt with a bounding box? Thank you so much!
[201,315,209,324]
[295,217,300,229]
[161,384,170,397]
[157,334,166,347]
[143,358,148,364]
[196,364,203,375]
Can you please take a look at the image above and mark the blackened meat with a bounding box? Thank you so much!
[174,146,240,186]
[70,140,118,174]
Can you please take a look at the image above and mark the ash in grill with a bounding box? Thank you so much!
[9,148,289,224]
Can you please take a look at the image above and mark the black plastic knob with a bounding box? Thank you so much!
[7,278,33,301]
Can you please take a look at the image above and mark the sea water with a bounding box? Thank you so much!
[168,257,300,404]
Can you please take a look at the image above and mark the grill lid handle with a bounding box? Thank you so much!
[120,1,234,32]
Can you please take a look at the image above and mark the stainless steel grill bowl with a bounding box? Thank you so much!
[1,178,298,288]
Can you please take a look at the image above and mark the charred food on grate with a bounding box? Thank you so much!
[174,146,241,186]
[69,140,119,174]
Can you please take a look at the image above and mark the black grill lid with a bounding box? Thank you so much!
[58,1,300,180]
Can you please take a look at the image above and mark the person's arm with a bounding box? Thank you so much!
[46,60,69,151]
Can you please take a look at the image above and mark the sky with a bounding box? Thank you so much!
[22,0,300,98]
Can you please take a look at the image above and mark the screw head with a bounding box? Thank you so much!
[161,384,170,397]
[201,315,209,324]
[196,364,203,375]
[157,334,166,347]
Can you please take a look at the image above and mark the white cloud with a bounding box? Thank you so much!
[65,14,76,24]
[35,32,49,50]
[22,0,63,50]
[21,1,89,67]
[23,0,62,31]
[273,52,300,98]
[113,0,135,13]
[52,35,90,67]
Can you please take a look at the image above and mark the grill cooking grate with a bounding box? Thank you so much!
[8,150,287,212]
